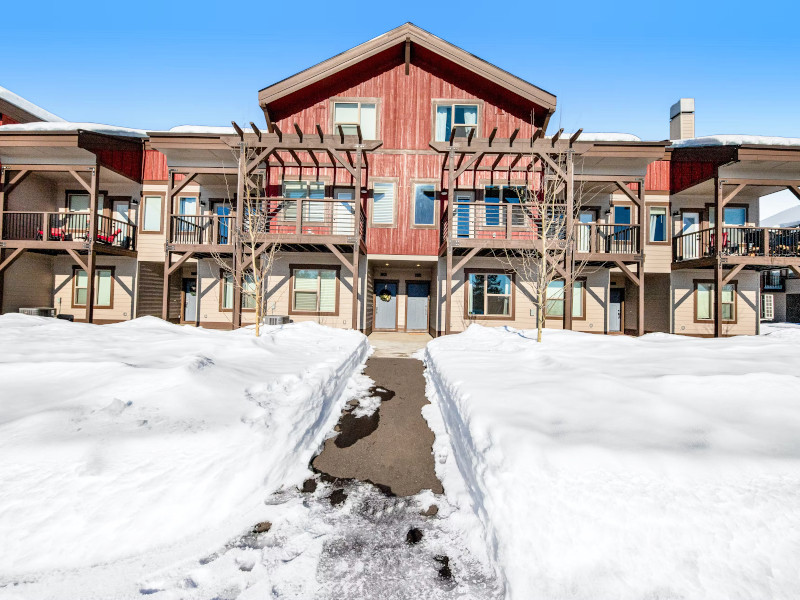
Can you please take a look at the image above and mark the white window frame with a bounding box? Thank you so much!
[291,267,339,315]
[434,102,480,141]
[466,271,513,317]
[762,293,774,321]
[332,100,378,139]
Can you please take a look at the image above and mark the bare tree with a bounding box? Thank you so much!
[494,147,594,342]
[212,143,281,337]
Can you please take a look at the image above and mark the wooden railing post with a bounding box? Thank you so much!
[505,203,513,239]
[295,198,303,235]
[763,228,770,257]
[590,223,597,253]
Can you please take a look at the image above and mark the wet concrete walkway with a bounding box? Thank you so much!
[312,334,443,497]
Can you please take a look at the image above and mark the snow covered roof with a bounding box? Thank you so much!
[0,122,147,138]
[571,132,642,142]
[761,205,800,228]
[166,125,254,135]
[671,135,800,149]
[0,86,64,123]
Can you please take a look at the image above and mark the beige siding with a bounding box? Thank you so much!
[138,183,168,262]
[1,253,54,313]
[671,269,759,336]
[441,256,609,334]
[52,256,137,322]
[7,174,58,211]
[194,253,356,330]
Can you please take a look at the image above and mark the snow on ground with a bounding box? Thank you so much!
[0,315,369,599]
[422,325,800,600]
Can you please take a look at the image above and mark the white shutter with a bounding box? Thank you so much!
[372,182,395,224]
[762,294,774,320]
[319,270,337,312]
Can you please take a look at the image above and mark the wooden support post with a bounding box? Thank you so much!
[563,150,574,331]
[86,163,99,324]
[162,171,175,320]
[351,146,363,330]
[714,175,723,338]
[0,167,7,241]
[233,144,246,330]
[445,149,455,335]
[637,262,645,336]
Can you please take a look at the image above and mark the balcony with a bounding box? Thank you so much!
[673,226,800,263]
[1,211,136,251]
[170,214,234,247]
[440,202,641,256]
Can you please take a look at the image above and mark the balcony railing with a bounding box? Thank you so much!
[170,214,234,245]
[254,198,361,239]
[673,226,800,262]
[2,211,136,250]
[574,223,641,255]
[448,202,539,241]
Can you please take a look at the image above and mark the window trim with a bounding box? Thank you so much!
[409,179,439,230]
[140,192,165,234]
[431,99,483,142]
[330,97,381,139]
[280,178,330,223]
[705,202,750,228]
[463,268,515,321]
[647,202,671,245]
[369,177,399,228]
[219,269,257,313]
[481,183,529,228]
[544,278,587,321]
[71,265,115,309]
[693,279,738,324]
[64,189,108,213]
[288,264,341,317]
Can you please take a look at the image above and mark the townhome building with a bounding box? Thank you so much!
[1,24,799,336]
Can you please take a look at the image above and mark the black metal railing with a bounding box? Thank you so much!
[96,214,136,250]
[574,223,641,254]
[170,215,233,245]
[673,226,800,261]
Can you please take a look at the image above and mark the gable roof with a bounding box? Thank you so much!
[0,86,64,123]
[258,23,556,121]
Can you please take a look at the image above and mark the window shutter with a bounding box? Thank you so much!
[372,182,395,224]
[319,270,337,312]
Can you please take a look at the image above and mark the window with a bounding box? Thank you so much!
[545,280,585,318]
[435,103,478,141]
[221,272,257,311]
[412,183,436,226]
[282,180,325,222]
[709,206,747,226]
[695,281,736,322]
[371,181,396,225]
[333,101,377,139]
[178,196,197,215]
[762,294,774,321]
[648,206,667,242]
[67,192,105,212]
[467,272,512,317]
[291,268,338,314]
[142,195,163,232]
[484,185,527,226]
[73,268,113,308]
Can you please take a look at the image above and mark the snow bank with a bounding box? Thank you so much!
[0,316,369,595]
[671,134,800,148]
[0,122,148,138]
[0,86,64,122]
[570,132,641,142]
[423,325,800,600]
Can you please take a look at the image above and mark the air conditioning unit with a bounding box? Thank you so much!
[19,307,57,317]
[264,315,289,326]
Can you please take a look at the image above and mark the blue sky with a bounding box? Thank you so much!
[3,0,799,214]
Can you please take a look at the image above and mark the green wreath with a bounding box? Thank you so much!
[378,288,392,302]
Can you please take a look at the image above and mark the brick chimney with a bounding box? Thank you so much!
[670,98,695,140]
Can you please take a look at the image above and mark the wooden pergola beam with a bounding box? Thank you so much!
[166,251,195,276]
[569,129,583,145]
[325,243,354,274]
[68,170,92,193]
[723,263,745,285]
[0,247,25,273]
[787,185,800,201]
[250,122,262,142]
[453,247,481,273]
[169,171,197,196]
[66,248,88,272]
[614,260,640,287]
[491,153,506,170]
[551,128,564,146]
[293,123,304,142]
[614,180,643,207]
[721,182,747,207]
[508,128,519,147]
[231,121,244,140]
[488,127,497,146]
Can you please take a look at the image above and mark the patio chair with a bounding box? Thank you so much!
[96,228,122,245]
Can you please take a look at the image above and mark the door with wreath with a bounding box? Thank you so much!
[374,281,398,330]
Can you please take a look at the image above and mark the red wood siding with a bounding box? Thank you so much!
[143,149,168,181]
[645,160,670,191]
[270,59,539,256]
[670,161,716,195]
[0,114,19,126]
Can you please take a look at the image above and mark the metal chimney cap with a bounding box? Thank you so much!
[670,98,695,119]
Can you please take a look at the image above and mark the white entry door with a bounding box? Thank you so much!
[682,212,700,259]
[333,188,355,236]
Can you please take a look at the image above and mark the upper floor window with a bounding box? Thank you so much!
[435,103,478,141]
[283,180,325,222]
[484,185,526,226]
[141,195,163,232]
[333,101,376,139]
[412,183,436,227]
[709,206,747,226]
[648,206,667,243]
[67,192,105,212]
[371,181,396,226]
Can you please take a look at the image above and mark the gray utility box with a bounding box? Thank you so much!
[19,307,57,317]
[264,315,290,326]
